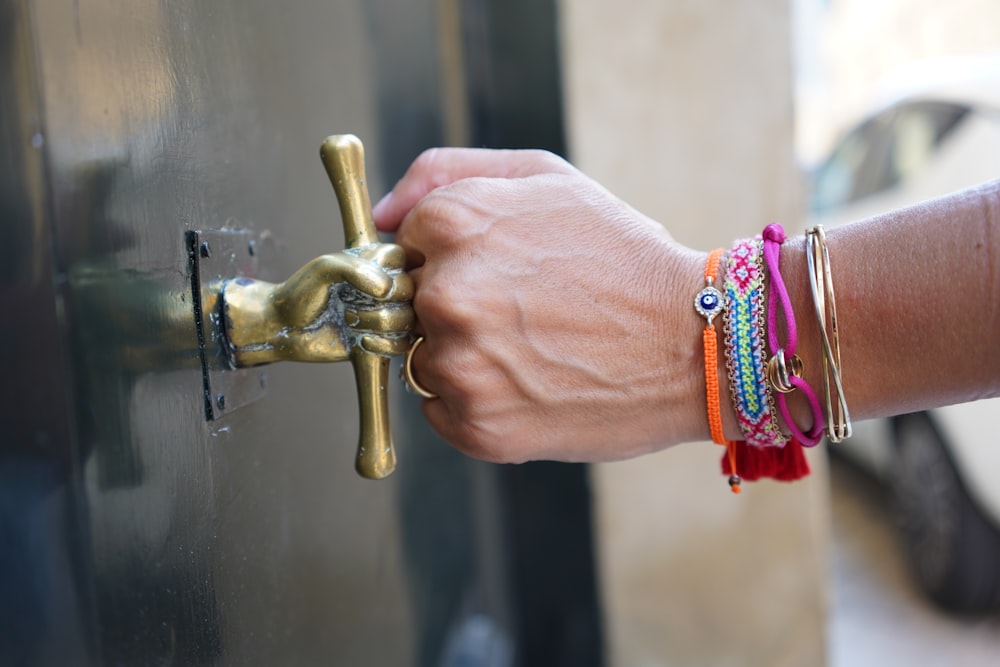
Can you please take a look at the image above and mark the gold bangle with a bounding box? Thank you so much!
[806,226,851,442]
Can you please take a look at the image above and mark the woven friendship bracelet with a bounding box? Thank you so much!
[723,237,789,448]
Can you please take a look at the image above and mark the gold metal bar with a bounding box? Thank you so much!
[321,134,398,478]
[321,135,379,248]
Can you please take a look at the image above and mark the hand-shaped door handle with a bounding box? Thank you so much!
[220,135,413,479]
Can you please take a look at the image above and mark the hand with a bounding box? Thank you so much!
[222,243,414,366]
[374,148,708,463]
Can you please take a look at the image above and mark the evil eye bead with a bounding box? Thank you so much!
[695,286,724,323]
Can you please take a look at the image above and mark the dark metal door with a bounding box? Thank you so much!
[1,1,602,665]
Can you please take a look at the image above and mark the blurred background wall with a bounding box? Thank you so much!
[558,1,830,666]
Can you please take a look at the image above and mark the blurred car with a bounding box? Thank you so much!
[809,57,1000,612]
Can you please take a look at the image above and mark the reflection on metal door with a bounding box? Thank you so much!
[0,1,602,665]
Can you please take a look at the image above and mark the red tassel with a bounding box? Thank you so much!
[721,439,810,483]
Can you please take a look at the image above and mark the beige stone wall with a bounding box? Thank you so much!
[558,1,830,665]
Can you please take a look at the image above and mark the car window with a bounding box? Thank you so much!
[811,101,970,213]
[811,113,891,212]
[881,101,970,193]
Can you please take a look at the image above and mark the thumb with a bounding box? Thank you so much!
[372,147,575,233]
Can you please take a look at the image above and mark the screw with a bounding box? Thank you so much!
[216,394,226,411]
[200,241,212,258]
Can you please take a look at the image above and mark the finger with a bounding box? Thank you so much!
[344,305,414,334]
[387,271,414,301]
[275,254,392,325]
[420,399,454,443]
[358,242,406,270]
[372,147,576,233]
[359,334,411,356]
[341,262,394,300]
[419,400,505,464]
[393,178,505,262]
[402,265,424,298]
[311,253,395,299]
[350,244,415,300]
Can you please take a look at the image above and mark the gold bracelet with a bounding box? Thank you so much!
[806,226,851,442]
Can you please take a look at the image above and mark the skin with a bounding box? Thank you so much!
[372,147,1000,464]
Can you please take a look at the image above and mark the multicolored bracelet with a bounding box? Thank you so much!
[697,231,813,492]
[722,237,789,448]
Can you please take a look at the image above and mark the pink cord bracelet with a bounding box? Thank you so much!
[762,223,825,446]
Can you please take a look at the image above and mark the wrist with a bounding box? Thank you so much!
[655,245,717,447]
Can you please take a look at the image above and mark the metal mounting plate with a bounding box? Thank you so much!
[187,228,268,421]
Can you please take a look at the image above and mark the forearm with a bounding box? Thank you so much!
[730,180,1000,441]
[374,147,1000,460]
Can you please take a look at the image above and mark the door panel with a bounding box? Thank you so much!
[3,1,601,665]
[23,1,461,664]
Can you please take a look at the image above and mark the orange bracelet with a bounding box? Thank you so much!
[694,248,741,492]
[695,249,727,443]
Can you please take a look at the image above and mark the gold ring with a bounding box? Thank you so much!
[767,349,803,394]
[401,336,438,399]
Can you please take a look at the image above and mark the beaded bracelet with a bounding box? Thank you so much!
[722,237,788,448]
[762,224,825,446]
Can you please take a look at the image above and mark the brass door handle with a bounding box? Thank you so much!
[219,135,414,479]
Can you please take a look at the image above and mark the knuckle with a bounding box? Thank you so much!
[442,414,506,463]
[409,147,456,193]
[419,345,525,464]
[413,279,478,334]
[379,243,407,269]
[523,149,574,174]
[411,146,443,175]
[426,369,516,464]
[411,192,465,239]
